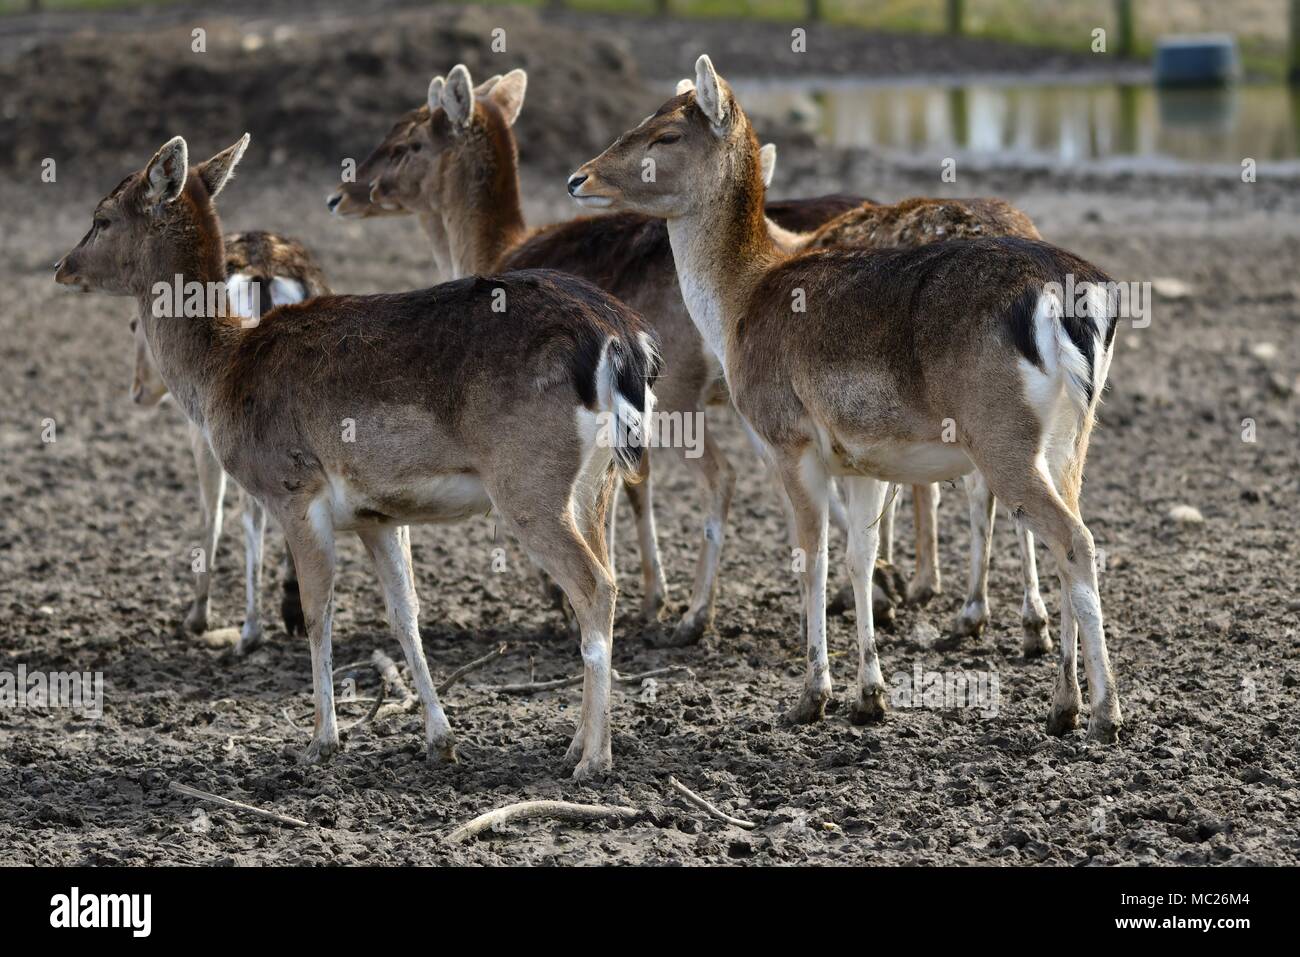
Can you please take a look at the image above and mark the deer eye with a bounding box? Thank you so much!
[409,141,422,153]
[651,133,682,147]
[129,318,138,332]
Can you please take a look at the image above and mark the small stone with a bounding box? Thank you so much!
[1249,341,1278,362]
[1266,373,1293,398]
[1166,505,1204,525]
[727,838,755,858]
[909,621,941,646]
[1152,277,1192,299]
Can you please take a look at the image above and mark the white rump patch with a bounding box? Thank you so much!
[226,273,258,319]
[1019,290,1092,417]
[226,273,306,320]
[269,276,306,307]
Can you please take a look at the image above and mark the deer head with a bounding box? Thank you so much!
[54,135,249,298]
[568,55,762,220]
[327,67,526,219]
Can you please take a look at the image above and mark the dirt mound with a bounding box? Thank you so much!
[0,5,657,176]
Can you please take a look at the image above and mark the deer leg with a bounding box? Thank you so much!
[621,460,669,623]
[506,476,617,779]
[907,483,942,604]
[184,422,225,635]
[951,471,995,640]
[358,525,455,764]
[1016,521,1053,657]
[235,487,268,654]
[879,483,897,564]
[843,475,891,724]
[827,478,849,535]
[280,546,304,636]
[605,480,620,581]
[1046,565,1081,734]
[668,424,734,645]
[777,447,831,724]
[567,462,620,765]
[279,507,339,764]
[985,465,1117,743]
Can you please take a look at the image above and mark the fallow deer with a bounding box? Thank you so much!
[570,57,1122,742]
[773,184,1054,655]
[326,65,899,646]
[56,134,660,778]
[128,231,330,652]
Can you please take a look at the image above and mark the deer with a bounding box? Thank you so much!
[769,182,1054,655]
[324,65,915,646]
[56,134,660,778]
[127,231,331,652]
[569,56,1123,743]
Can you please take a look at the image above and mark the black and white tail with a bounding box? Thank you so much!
[595,330,661,477]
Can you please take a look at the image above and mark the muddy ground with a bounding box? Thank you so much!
[1,5,1298,866]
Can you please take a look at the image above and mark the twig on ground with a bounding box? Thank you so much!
[668,775,757,830]
[488,665,693,695]
[282,644,508,737]
[281,706,309,737]
[447,800,639,844]
[281,677,385,735]
[345,680,386,730]
[332,659,375,678]
[169,781,310,828]
[616,666,693,686]
[438,642,508,695]
[370,650,414,703]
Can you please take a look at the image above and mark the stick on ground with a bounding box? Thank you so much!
[370,649,414,703]
[447,800,639,844]
[668,775,757,830]
[489,665,693,695]
[438,642,508,695]
[169,781,310,828]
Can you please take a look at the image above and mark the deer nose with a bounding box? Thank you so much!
[566,173,588,196]
[325,193,342,212]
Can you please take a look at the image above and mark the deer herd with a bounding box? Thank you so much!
[54,54,1122,780]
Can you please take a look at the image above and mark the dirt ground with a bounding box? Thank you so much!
[1,5,1298,866]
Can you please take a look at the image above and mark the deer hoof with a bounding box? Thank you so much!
[848,686,889,725]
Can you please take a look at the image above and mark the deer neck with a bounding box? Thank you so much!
[440,146,529,279]
[416,211,454,282]
[134,235,230,428]
[666,157,781,372]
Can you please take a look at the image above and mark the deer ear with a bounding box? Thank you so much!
[474,73,503,97]
[694,55,730,132]
[675,78,695,95]
[487,69,527,126]
[196,133,250,199]
[759,143,776,187]
[441,64,475,129]
[144,136,188,205]
[427,75,446,114]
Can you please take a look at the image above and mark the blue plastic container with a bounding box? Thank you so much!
[1155,34,1240,87]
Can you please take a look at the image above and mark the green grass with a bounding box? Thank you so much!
[0,0,177,12]
[3,0,1291,78]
